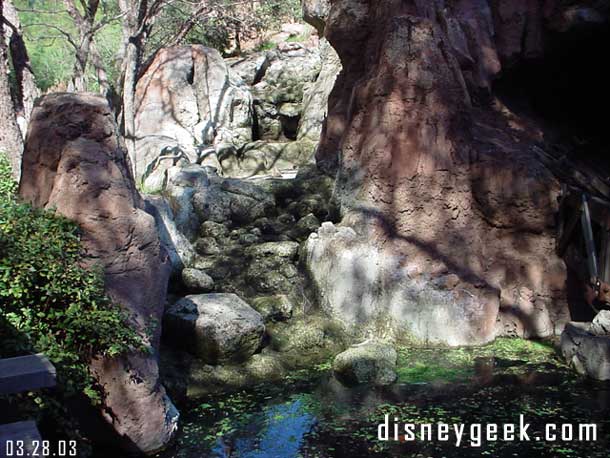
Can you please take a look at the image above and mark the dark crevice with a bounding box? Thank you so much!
[493,22,610,168]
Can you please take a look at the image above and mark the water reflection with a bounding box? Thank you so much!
[210,400,316,458]
[158,355,610,458]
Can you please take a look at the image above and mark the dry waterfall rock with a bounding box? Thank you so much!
[134,45,253,191]
[18,93,178,454]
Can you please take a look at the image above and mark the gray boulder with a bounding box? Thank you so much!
[219,140,317,178]
[245,242,300,294]
[252,44,321,141]
[164,164,212,240]
[561,322,610,381]
[591,310,610,336]
[226,51,274,86]
[182,268,215,292]
[145,195,195,275]
[192,175,275,225]
[164,294,265,363]
[304,222,499,346]
[251,295,294,322]
[302,0,331,35]
[333,341,398,386]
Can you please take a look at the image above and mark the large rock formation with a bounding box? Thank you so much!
[19,93,178,454]
[135,42,329,186]
[305,0,609,345]
[298,0,342,142]
[134,46,253,190]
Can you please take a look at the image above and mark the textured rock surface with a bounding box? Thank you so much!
[164,294,265,363]
[181,268,215,292]
[19,93,178,454]
[591,311,610,336]
[252,44,321,141]
[309,0,577,344]
[250,295,294,322]
[305,223,499,345]
[561,322,610,381]
[219,139,317,178]
[297,39,341,142]
[298,0,342,142]
[134,46,253,190]
[145,195,195,275]
[302,0,331,35]
[333,341,397,386]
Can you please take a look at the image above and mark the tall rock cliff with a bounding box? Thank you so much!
[306,0,609,345]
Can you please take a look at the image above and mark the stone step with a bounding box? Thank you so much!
[0,354,56,396]
[0,421,41,458]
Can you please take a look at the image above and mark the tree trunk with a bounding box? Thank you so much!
[0,0,24,179]
[121,38,141,178]
[64,0,99,92]
[89,38,113,103]
[118,0,152,179]
[2,0,38,136]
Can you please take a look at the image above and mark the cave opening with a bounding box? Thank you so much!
[493,21,610,170]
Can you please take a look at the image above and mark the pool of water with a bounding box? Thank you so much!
[155,341,610,458]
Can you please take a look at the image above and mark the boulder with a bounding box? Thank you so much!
[184,351,287,397]
[591,310,610,336]
[252,44,321,141]
[181,268,215,292]
[226,51,274,86]
[245,241,300,294]
[219,140,317,178]
[561,322,610,381]
[134,46,253,191]
[251,295,294,322]
[192,173,276,225]
[333,341,398,386]
[267,314,347,369]
[302,0,331,35]
[304,223,500,346]
[164,294,265,363]
[19,93,178,454]
[164,164,212,240]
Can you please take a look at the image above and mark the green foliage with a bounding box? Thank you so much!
[0,153,17,201]
[395,337,560,384]
[0,152,141,448]
[255,40,277,52]
[155,0,302,54]
[15,0,122,91]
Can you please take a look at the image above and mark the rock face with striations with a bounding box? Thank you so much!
[134,45,253,190]
[19,93,178,454]
[302,0,606,345]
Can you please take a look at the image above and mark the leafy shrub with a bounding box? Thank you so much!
[0,153,17,200]
[0,153,141,449]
